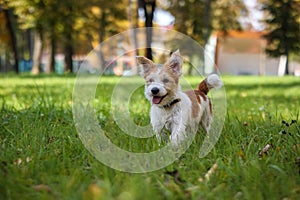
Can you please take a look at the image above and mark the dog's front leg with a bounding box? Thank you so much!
[151,108,169,145]
[153,128,168,145]
[170,124,187,147]
[151,119,167,145]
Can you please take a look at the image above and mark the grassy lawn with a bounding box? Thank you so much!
[0,74,299,200]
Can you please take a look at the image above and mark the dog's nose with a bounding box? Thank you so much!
[151,87,159,95]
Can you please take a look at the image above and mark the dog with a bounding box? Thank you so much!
[137,50,222,146]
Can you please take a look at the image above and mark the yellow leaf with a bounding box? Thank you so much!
[82,183,104,200]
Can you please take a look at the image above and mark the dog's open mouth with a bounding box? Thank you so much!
[152,94,167,104]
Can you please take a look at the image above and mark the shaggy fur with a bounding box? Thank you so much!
[137,50,222,146]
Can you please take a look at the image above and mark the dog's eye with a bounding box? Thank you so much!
[148,78,154,83]
[163,78,169,83]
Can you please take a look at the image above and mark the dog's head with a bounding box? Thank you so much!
[137,50,183,106]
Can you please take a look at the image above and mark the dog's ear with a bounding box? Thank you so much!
[136,56,155,76]
[168,49,183,75]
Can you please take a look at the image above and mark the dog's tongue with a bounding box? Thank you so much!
[152,96,162,104]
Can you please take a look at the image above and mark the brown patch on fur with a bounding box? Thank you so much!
[197,90,207,101]
[198,79,209,95]
[185,90,199,118]
[185,89,209,118]
[197,78,213,115]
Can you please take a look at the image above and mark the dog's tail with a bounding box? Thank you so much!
[198,74,223,95]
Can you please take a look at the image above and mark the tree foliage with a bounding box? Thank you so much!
[0,1,19,73]
[165,0,247,45]
[261,0,300,57]
[261,0,300,74]
[0,0,129,73]
[162,0,247,75]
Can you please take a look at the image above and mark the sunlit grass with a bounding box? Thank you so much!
[0,74,299,199]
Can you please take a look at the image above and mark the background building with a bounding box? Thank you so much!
[207,31,300,76]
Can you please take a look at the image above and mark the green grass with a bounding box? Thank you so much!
[0,74,299,200]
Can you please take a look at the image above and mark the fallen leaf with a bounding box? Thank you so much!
[32,184,52,193]
[263,144,271,153]
[82,183,104,200]
[199,163,218,183]
[259,144,271,158]
[241,92,247,97]
[204,163,218,181]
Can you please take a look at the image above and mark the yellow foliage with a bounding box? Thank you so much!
[90,6,101,17]
[0,11,11,48]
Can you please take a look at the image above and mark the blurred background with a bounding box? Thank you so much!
[0,0,299,75]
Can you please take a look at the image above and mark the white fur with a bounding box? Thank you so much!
[207,74,222,89]
[150,91,193,146]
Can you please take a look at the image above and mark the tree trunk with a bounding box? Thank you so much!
[285,52,289,75]
[44,37,56,74]
[128,0,139,67]
[143,0,155,60]
[25,29,33,60]
[284,41,289,75]
[64,22,73,72]
[133,0,140,58]
[97,10,107,73]
[203,0,212,45]
[44,44,51,73]
[64,41,73,73]
[187,62,193,75]
[64,4,74,73]
[48,36,56,73]
[32,31,42,74]
[4,8,19,73]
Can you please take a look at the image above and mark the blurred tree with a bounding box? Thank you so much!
[2,0,131,74]
[59,0,75,73]
[212,0,246,35]
[128,0,139,73]
[41,0,61,73]
[139,0,156,60]
[0,2,19,73]
[166,0,246,45]
[8,0,47,74]
[165,0,246,74]
[261,0,300,75]
[82,0,128,46]
[80,0,128,72]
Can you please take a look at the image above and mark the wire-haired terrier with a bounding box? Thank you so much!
[137,50,222,146]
